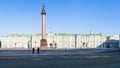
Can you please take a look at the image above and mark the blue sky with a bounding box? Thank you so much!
[0,0,120,36]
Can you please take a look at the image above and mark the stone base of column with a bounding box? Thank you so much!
[40,39,47,49]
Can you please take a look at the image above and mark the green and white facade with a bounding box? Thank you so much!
[0,33,119,49]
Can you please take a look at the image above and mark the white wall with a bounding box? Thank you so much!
[0,34,108,49]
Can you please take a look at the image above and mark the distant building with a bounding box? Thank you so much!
[0,33,119,49]
[76,34,106,48]
[107,35,120,48]
[0,34,31,48]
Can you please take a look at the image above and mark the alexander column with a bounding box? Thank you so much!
[40,4,47,49]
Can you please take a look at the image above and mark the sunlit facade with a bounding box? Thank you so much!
[1,34,31,48]
[0,33,120,49]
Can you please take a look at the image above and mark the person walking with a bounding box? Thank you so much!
[37,47,39,54]
[32,48,35,54]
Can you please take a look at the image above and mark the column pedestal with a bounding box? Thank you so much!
[40,39,47,49]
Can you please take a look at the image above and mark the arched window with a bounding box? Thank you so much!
[50,43,53,47]
[55,43,57,48]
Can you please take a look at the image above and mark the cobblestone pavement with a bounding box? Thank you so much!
[0,50,120,68]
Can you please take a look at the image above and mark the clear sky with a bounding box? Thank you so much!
[0,0,120,36]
